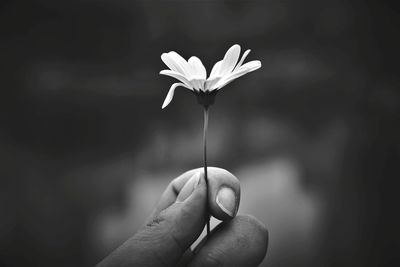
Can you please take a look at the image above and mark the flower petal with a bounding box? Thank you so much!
[219,44,241,76]
[216,60,261,90]
[162,82,192,109]
[188,56,207,80]
[209,60,223,79]
[234,49,251,71]
[161,53,185,75]
[167,52,193,78]
[238,60,262,72]
[190,79,205,91]
[160,69,193,88]
[204,77,222,91]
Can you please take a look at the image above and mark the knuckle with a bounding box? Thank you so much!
[146,210,168,228]
[178,201,193,219]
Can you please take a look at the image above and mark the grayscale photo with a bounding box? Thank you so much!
[1,0,399,266]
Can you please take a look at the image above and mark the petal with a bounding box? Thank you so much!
[234,49,251,71]
[162,82,192,109]
[219,44,241,76]
[167,51,193,78]
[190,78,205,91]
[204,76,222,91]
[161,53,185,75]
[188,56,207,80]
[209,60,223,79]
[238,60,262,72]
[160,69,193,88]
[216,60,261,90]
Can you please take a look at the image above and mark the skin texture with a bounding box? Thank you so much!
[97,167,268,267]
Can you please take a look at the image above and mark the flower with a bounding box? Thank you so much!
[160,44,261,109]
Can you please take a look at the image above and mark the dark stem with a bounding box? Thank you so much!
[203,106,210,238]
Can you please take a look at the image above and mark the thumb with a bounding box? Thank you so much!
[97,172,207,267]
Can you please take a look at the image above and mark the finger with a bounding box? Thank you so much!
[97,174,207,267]
[205,167,240,220]
[148,167,240,223]
[177,249,194,267]
[146,169,199,223]
[189,215,268,267]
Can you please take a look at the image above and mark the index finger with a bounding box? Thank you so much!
[147,167,241,224]
[189,215,268,267]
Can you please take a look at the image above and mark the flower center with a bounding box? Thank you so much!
[194,90,218,108]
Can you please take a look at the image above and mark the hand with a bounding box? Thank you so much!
[97,167,268,267]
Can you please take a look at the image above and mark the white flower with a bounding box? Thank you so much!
[160,44,261,109]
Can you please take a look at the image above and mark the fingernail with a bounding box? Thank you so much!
[176,172,201,203]
[216,187,237,217]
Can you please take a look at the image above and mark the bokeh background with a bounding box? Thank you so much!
[1,0,400,266]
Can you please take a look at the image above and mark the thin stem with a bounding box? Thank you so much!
[203,106,210,238]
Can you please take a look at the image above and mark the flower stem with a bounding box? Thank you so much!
[203,106,210,238]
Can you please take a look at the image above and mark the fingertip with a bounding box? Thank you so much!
[176,171,202,203]
[236,215,269,251]
[190,215,268,267]
[205,167,241,221]
[216,186,237,218]
[182,171,207,206]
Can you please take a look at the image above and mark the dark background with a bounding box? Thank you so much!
[1,0,399,266]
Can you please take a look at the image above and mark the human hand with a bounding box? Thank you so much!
[97,167,268,267]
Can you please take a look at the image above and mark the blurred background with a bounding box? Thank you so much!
[1,0,399,266]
